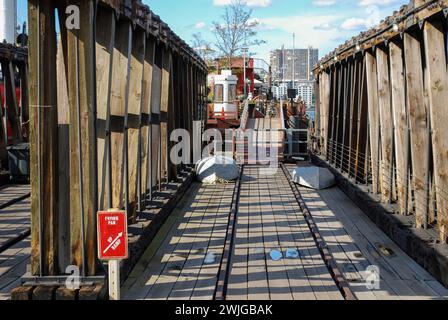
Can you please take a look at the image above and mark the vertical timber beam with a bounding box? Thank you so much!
[365,51,381,194]
[160,49,171,184]
[151,43,163,192]
[423,20,448,243]
[127,30,146,221]
[141,37,155,205]
[376,47,394,203]
[64,0,98,275]
[110,20,132,210]
[29,0,59,276]
[96,8,116,211]
[390,40,410,216]
[404,31,429,226]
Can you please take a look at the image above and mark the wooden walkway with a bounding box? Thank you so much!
[0,185,31,300]
[285,164,448,300]
[0,185,30,209]
[0,198,31,249]
[226,166,343,300]
[123,182,235,300]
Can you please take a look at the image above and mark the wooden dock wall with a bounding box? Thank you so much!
[28,0,208,277]
[314,0,448,244]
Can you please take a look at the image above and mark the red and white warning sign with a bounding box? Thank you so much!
[97,211,129,260]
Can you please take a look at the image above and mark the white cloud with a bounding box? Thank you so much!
[213,0,272,8]
[340,17,367,30]
[312,0,337,7]
[194,22,206,29]
[358,0,402,6]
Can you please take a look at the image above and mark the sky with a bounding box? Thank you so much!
[17,0,409,62]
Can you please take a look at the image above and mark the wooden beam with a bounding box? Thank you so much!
[64,0,98,275]
[365,51,381,194]
[109,20,132,210]
[160,49,171,184]
[355,58,369,184]
[322,71,331,158]
[56,33,70,270]
[376,47,394,203]
[423,20,448,243]
[151,44,163,190]
[389,40,410,216]
[95,8,116,211]
[29,0,59,276]
[127,30,146,222]
[141,37,155,204]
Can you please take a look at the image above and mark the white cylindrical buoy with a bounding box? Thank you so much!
[0,0,17,44]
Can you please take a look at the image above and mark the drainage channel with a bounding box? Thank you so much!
[280,164,357,301]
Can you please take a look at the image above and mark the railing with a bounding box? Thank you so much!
[314,0,448,244]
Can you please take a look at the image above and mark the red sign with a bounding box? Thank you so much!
[97,211,128,260]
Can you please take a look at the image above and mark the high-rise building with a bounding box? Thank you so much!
[270,46,319,83]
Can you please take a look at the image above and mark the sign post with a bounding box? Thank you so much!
[97,210,128,300]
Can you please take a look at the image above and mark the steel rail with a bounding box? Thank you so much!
[213,165,244,301]
[280,163,357,301]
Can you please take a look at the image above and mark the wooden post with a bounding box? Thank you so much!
[63,0,98,275]
[160,49,171,184]
[390,40,410,216]
[110,20,132,210]
[96,8,116,211]
[140,37,155,205]
[405,29,431,226]
[423,20,448,243]
[151,44,163,192]
[28,0,59,276]
[355,59,369,184]
[365,51,381,194]
[127,30,146,221]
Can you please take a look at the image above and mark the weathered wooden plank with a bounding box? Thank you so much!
[109,20,132,210]
[322,71,331,158]
[141,37,155,203]
[389,40,409,216]
[95,8,116,211]
[365,51,381,194]
[28,0,59,276]
[160,50,171,185]
[355,60,369,183]
[127,30,146,222]
[376,47,394,203]
[65,0,98,275]
[423,20,448,243]
[56,32,70,270]
[150,45,163,190]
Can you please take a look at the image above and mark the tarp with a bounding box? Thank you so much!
[292,166,336,190]
[195,156,239,184]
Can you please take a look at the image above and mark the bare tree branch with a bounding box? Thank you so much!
[212,0,265,67]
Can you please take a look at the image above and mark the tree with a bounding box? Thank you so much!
[212,0,265,67]
[191,32,215,62]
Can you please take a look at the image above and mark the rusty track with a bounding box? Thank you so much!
[213,165,244,301]
[280,164,357,301]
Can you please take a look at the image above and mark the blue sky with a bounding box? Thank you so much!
[17,0,409,62]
